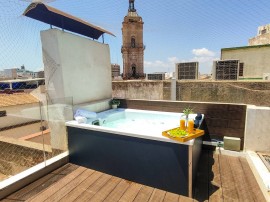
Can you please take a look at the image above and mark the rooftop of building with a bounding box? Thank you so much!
[0,78,45,84]
[0,93,39,107]
[221,44,270,51]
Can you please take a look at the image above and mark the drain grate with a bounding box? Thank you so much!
[258,153,270,172]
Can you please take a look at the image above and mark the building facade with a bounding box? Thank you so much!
[147,73,165,80]
[220,45,270,80]
[121,0,145,79]
[212,60,240,80]
[249,24,270,46]
[111,64,120,78]
[175,62,199,80]
[3,65,40,79]
[215,25,270,80]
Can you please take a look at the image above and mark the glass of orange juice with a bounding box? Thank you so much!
[180,118,186,130]
[188,119,194,133]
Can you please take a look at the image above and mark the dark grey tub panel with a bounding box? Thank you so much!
[67,126,190,196]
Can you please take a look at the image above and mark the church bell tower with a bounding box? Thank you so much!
[121,0,145,79]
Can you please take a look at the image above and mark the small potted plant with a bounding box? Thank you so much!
[110,98,120,109]
[183,107,193,119]
[181,107,193,128]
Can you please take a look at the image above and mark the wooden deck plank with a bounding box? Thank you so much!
[44,168,95,202]
[118,183,143,202]
[89,176,122,202]
[163,192,180,202]
[179,195,196,202]
[21,164,79,201]
[59,171,103,202]
[74,173,112,201]
[0,199,17,202]
[228,156,254,202]
[133,185,154,202]
[2,151,267,202]
[103,179,132,202]
[219,154,239,201]
[239,157,267,202]
[148,188,166,202]
[26,166,86,202]
[5,163,73,200]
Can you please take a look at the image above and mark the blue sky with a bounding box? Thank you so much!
[1,0,270,74]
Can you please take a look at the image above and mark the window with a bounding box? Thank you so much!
[131,37,135,48]
[132,64,136,77]
[239,63,244,76]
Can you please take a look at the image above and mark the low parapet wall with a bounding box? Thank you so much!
[244,106,270,152]
[176,81,270,106]
[112,81,270,106]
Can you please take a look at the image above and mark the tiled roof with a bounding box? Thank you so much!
[0,93,39,107]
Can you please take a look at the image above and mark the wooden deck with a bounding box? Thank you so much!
[1,150,266,202]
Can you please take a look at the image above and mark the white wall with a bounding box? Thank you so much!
[41,29,112,150]
[244,105,270,152]
[41,29,112,105]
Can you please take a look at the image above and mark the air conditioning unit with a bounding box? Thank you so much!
[263,73,270,80]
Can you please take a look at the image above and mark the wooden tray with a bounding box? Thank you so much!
[162,128,204,143]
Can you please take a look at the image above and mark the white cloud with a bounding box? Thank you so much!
[144,57,183,73]
[192,48,215,57]
[190,48,219,73]
[144,48,219,74]
[167,57,179,63]
[192,56,218,63]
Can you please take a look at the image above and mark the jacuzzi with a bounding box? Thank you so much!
[66,108,204,197]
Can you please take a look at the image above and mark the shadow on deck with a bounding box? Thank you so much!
[193,149,266,202]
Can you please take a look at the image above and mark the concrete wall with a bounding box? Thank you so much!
[73,99,111,113]
[112,81,270,107]
[41,29,113,150]
[176,81,270,107]
[41,29,112,105]
[244,106,270,152]
[112,81,164,100]
[221,46,270,78]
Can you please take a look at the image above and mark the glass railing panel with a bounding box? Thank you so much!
[41,97,73,159]
[0,98,46,182]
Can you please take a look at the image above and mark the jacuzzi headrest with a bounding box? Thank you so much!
[74,109,97,119]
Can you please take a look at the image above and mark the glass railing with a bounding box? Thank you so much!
[0,91,72,183]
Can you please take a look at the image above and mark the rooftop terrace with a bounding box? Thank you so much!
[0,98,269,201]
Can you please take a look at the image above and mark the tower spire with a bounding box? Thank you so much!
[129,0,136,12]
